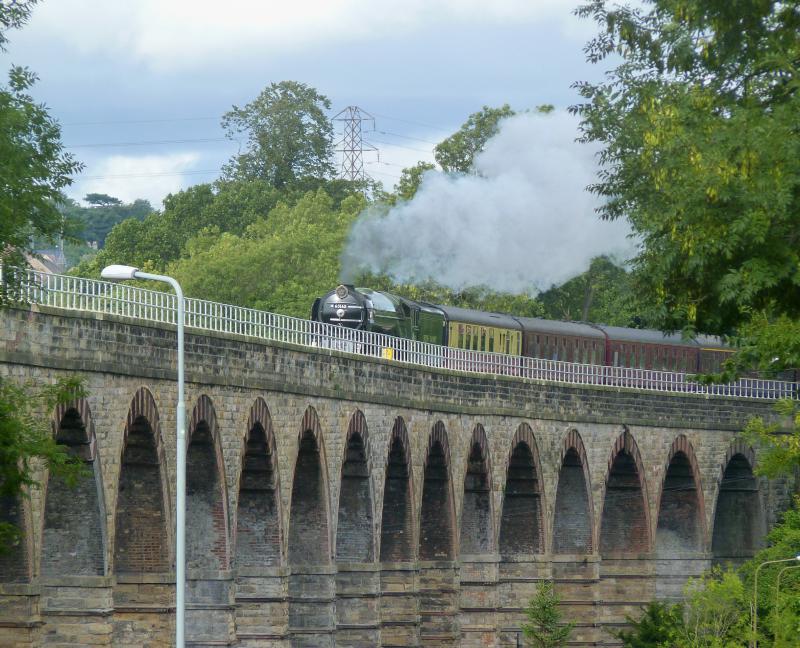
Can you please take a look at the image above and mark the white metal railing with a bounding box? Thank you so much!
[1,265,796,401]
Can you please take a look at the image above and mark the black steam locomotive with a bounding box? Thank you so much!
[312,285,731,373]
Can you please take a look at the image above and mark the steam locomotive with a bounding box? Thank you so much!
[311,285,732,373]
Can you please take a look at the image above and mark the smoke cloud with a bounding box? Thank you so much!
[341,110,633,294]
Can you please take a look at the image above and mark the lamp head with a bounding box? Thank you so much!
[101,264,139,281]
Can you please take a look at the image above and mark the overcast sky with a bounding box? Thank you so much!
[2,0,606,207]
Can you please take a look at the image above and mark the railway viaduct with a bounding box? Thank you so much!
[0,303,793,648]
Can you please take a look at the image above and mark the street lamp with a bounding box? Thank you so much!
[752,554,800,647]
[101,265,186,648]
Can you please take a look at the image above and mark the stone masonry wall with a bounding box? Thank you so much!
[0,305,795,647]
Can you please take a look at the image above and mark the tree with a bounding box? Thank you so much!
[0,1,37,51]
[538,255,641,325]
[57,196,152,251]
[521,581,573,648]
[0,64,82,270]
[221,80,335,188]
[0,376,87,552]
[434,104,515,173]
[0,0,87,555]
[0,0,81,275]
[166,189,366,317]
[573,0,800,491]
[681,568,751,647]
[615,602,683,648]
[393,161,436,202]
[83,193,121,207]
[572,0,800,339]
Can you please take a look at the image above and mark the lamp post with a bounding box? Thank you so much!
[751,554,800,647]
[101,265,186,648]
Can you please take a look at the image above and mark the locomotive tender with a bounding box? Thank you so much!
[312,285,731,373]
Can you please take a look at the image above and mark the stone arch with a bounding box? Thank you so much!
[599,428,651,556]
[114,387,171,574]
[711,440,762,563]
[380,417,415,562]
[656,435,705,556]
[499,423,545,556]
[336,409,375,562]
[553,429,593,554]
[419,421,456,561]
[460,424,494,554]
[186,395,230,570]
[288,406,331,564]
[41,398,106,577]
[235,397,282,567]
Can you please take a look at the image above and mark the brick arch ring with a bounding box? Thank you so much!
[655,434,706,541]
[235,397,283,563]
[51,396,98,461]
[427,420,452,469]
[382,416,415,544]
[462,423,495,547]
[118,386,173,563]
[556,427,595,544]
[344,408,371,470]
[241,397,282,496]
[598,426,652,551]
[187,394,229,496]
[708,438,759,537]
[502,422,548,550]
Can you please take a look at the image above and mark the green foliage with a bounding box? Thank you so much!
[83,193,121,207]
[614,601,683,648]
[0,65,82,269]
[573,0,800,338]
[521,581,573,648]
[0,375,88,552]
[72,180,282,276]
[393,161,436,202]
[738,499,800,646]
[434,104,515,173]
[221,80,334,188]
[166,189,366,318]
[681,568,751,647]
[743,399,800,480]
[58,195,152,248]
[0,0,37,51]
[538,255,642,325]
[615,569,751,648]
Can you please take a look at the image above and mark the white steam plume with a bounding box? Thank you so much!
[341,111,633,294]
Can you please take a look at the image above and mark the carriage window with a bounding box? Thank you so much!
[489,334,495,353]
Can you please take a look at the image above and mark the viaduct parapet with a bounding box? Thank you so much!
[0,305,793,647]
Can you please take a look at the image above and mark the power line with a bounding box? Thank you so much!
[66,137,230,149]
[79,169,220,180]
[63,116,219,126]
[369,138,433,155]
[376,130,439,146]
[370,111,451,134]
